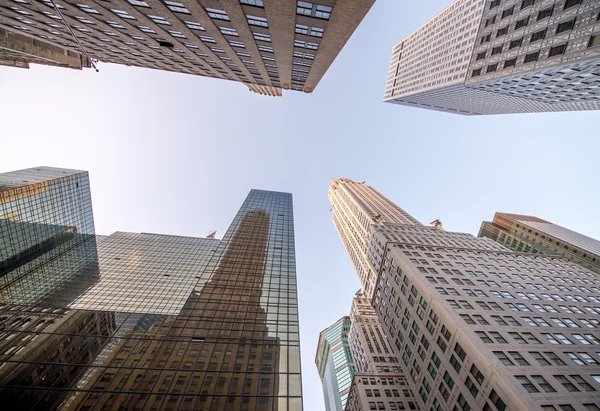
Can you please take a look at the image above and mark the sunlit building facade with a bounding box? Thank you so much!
[480,212,600,275]
[383,0,600,115]
[0,167,302,410]
[0,0,375,95]
[329,177,600,411]
[316,316,354,411]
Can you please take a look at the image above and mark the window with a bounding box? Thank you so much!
[549,43,568,57]
[78,4,100,14]
[229,40,245,48]
[494,351,514,366]
[491,46,503,55]
[564,0,582,10]
[476,331,493,344]
[241,0,264,7]
[148,15,171,25]
[516,376,539,393]
[501,6,514,19]
[531,29,547,43]
[509,352,529,365]
[515,17,529,29]
[555,375,579,392]
[220,27,239,36]
[169,30,186,38]
[490,0,501,9]
[206,8,230,21]
[538,6,554,21]
[297,1,332,20]
[557,18,576,34]
[524,51,540,63]
[509,38,523,49]
[185,21,204,31]
[476,52,487,61]
[295,24,324,37]
[485,16,496,27]
[481,34,491,44]
[294,40,319,50]
[164,1,190,14]
[128,0,150,7]
[530,351,550,366]
[465,376,479,398]
[533,376,556,392]
[253,32,271,42]
[521,0,534,9]
[490,332,507,343]
[247,15,268,27]
[497,26,508,37]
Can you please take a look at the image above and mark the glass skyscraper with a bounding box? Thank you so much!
[316,317,354,411]
[0,167,302,411]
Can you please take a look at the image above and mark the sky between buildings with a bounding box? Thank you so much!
[1,0,600,410]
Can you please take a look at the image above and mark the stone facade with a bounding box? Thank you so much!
[384,0,600,115]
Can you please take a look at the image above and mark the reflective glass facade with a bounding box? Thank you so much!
[316,317,354,411]
[0,167,302,411]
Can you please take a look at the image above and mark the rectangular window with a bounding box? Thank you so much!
[247,15,268,27]
[509,38,523,49]
[295,24,324,38]
[515,16,529,29]
[521,0,534,9]
[206,8,230,21]
[564,0,582,10]
[297,1,332,20]
[165,1,190,14]
[524,51,540,63]
[549,43,568,57]
[537,6,554,21]
[557,19,576,34]
[241,0,264,7]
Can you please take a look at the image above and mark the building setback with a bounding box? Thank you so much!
[0,0,375,96]
[316,316,355,411]
[479,212,600,275]
[383,0,600,115]
[329,178,600,411]
[0,166,302,410]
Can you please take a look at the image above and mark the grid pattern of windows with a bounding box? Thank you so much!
[0,0,374,96]
[0,169,302,411]
[330,177,600,411]
[384,0,600,115]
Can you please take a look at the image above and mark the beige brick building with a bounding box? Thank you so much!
[0,0,375,95]
[329,178,600,411]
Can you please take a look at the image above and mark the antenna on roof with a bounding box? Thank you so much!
[206,230,217,239]
[430,220,445,231]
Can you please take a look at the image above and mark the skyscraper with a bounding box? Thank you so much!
[0,0,375,95]
[480,212,600,275]
[328,178,420,298]
[315,316,354,411]
[329,178,600,411]
[383,0,600,115]
[344,290,418,411]
[0,167,302,410]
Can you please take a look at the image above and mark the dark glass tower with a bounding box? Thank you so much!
[0,167,302,411]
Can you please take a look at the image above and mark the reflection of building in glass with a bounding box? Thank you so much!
[70,232,220,315]
[0,306,115,410]
[316,316,354,411]
[0,167,301,411]
[1,167,99,306]
[480,212,600,275]
[329,177,600,411]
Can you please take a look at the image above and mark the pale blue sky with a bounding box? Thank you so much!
[1,0,599,410]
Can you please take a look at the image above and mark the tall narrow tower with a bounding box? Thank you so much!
[328,178,420,297]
